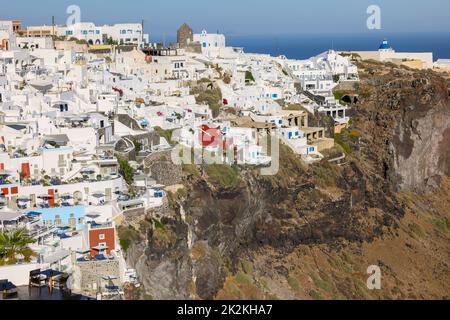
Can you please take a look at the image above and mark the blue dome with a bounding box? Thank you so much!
[379,39,392,50]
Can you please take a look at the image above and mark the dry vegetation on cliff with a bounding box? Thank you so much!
[122,61,450,300]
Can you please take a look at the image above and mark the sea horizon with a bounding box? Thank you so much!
[152,31,450,61]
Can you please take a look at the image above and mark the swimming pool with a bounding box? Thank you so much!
[32,206,87,231]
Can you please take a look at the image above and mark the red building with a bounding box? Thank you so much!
[198,124,234,151]
[84,222,116,257]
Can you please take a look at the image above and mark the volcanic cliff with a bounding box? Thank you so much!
[122,60,450,300]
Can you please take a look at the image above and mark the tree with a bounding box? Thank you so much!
[223,73,232,84]
[119,159,134,185]
[134,141,143,153]
[245,71,255,83]
[0,229,36,265]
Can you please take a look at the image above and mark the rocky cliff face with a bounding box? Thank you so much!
[123,61,450,300]
[354,61,450,192]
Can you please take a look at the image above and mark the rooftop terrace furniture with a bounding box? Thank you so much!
[95,254,107,261]
[0,279,18,300]
[29,268,46,288]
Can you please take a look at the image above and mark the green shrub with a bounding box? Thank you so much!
[287,276,301,292]
[118,225,140,252]
[310,290,324,300]
[434,218,450,234]
[245,71,255,82]
[334,133,352,154]
[333,91,347,101]
[205,165,240,188]
[154,127,175,145]
[182,164,200,177]
[194,87,223,118]
[119,159,135,185]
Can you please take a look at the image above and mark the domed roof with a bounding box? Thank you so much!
[379,39,392,50]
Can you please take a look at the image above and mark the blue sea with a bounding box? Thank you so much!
[153,32,450,61]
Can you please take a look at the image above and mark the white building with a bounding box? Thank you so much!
[27,22,150,47]
[58,23,103,45]
[350,39,433,70]
[0,21,17,51]
[101,23,149,46]
[193,30,226,58]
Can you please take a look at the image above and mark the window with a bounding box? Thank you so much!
[98,242,107,247]
[99,234,105,240]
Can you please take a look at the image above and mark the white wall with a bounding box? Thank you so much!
[0,263,49,286]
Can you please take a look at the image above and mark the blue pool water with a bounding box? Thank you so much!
[32,206,87,230]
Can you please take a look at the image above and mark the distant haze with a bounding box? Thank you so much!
[1,0,449,38]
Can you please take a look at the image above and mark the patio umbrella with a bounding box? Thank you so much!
[91,192,105,199]
[38,194,53,199]
[40,269,63,278]
[26,211,42,218]
[80,168,95,174]
[86,213,101,219]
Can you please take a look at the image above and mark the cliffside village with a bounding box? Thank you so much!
[2,19,436,300]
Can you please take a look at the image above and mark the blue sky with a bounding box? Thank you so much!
[1,0,449,37]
